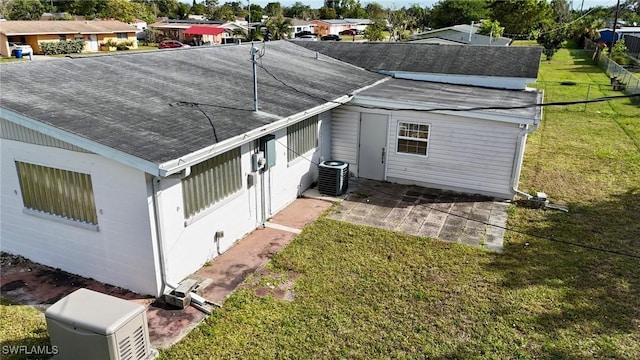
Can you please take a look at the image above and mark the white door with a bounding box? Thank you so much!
[88,35,98,52]
[358,113,388,180]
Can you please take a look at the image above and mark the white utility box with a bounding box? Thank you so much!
[45,288,156,360]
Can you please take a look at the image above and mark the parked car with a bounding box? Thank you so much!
[339,29,357,36]
[292,34,318,41]
[9,42,33,56]
[158,40,190,49]
[295,31,314,38]
[321,34,341,41]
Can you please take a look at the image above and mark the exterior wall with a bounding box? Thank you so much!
[0,137,161,296]
[312,21,351,36]
[155,111,332,287]
[0,34,10,57]
[331,107,360,175]
[333,106,521,199]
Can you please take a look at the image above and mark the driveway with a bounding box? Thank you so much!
[325,179,509,251]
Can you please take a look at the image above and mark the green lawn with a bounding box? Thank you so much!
[159,49,640,359]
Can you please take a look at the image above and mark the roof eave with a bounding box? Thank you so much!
[0,107,161,176]
[159,95,354,176]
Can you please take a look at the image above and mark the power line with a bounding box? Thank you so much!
[275,139,640,260]
[171,101,219,143]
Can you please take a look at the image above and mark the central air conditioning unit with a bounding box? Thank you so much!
[318,160,349,196]
[45,288,157,360]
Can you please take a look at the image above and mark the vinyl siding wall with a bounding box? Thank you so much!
[333,106,521,199]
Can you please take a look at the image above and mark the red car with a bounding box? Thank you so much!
[339,29,357,36]
[158,40,190,49]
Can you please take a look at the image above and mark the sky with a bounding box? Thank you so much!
[242,0,620,11]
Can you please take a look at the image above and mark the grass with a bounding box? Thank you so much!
[159,48,640,358]
[0,299,51,360]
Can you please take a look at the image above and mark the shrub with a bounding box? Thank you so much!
[40,40,85,55]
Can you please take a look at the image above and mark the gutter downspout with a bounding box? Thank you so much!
[510,115,541,200]
[151,176,178,296]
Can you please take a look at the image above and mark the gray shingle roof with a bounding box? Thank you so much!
[292,42,542,78]
[356,78,542,120]
[0,41,384,164]
[410,32,512,46]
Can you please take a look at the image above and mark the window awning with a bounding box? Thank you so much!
[183,26,225,35]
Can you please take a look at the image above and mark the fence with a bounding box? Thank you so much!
[585,41,640,102]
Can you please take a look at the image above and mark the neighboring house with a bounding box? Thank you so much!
[294,42,540,90]
[149,19,223,42]
[290,19,316,34]
[313,19,353,36]
[129,19,148,40]
[0,41,542,297]
[182,25,225,45]
[0,20,138,56]
[410,24,511,46]
[218,21,248,43]
[597,27,640,44]
[343,18,372,33]
[625,33,640,57]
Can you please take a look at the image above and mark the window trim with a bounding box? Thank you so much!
[396,121,430,157]
[116,33,127,39]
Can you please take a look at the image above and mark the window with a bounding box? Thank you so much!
[116,33,127,39]
[58,35,67,41]
[397,122,430,156]
[182,148,242,219]
[287,115,318,162]
[15,161,98,225]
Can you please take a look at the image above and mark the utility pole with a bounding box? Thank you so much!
[610,0,621,49]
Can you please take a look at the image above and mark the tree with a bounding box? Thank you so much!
[175,2,191,19]
[406,4,429,31]
[264,2,282,17]
[6,0,45,20]
[155,0,180,18]
[364,19,385,41]
[365,2,384,20]
[191,1,206,15]
[71,0,109,17]
[264,15,292,39]
[388,9,413,41]
[429,0,488,29]
[319,6,336,19]
[209,4,235,21]
[284,2,313,19]
[537,22,567,61]
[249,4,263,22]
[489,0,551,37]
[101,0,136,22]
[477,19,503,38]
[551,0,572,24]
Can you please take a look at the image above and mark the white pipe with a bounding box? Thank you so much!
[510,98,542,199]
[151,176,178,296]
[469,21,474,42]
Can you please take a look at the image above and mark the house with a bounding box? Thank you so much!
[0,41,542,297]
[343,18,372,33]
[148,19,223,42]
[597,26,640,44]
[0,41,385,297]
[410,24,512,46]
[293,42,541,89]
[290,19,316,35]
[313,19,353,36]
[0,20,138,56]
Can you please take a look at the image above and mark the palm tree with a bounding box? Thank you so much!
[264,16,293,40]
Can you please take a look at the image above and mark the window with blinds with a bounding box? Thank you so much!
[182,147,242,219]
[287,115,318,162]
[15,161,98,225]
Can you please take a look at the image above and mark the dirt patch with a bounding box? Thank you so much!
[240,268,301,302]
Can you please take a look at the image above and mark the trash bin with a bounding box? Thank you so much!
[14,49,23,58]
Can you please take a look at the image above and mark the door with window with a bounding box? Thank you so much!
[88,35,98,52]
[358,113,388,180]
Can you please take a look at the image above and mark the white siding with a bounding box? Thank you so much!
[0,138,160,296]
[387,112,520,198]
[330,107,360,175]
[157,110,332,286]
[1,118,90,153]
